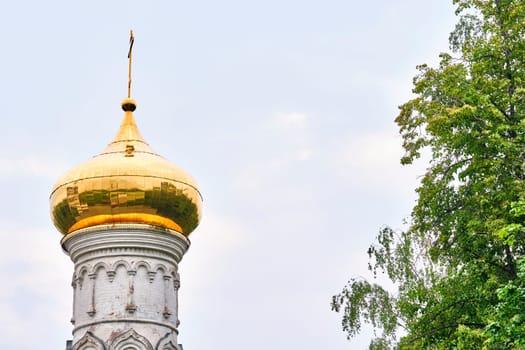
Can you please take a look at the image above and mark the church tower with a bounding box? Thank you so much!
[49,32,202,350]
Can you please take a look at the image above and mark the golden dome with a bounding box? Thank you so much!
[50,98,202,237]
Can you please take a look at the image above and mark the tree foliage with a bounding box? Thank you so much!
[332,0,525,348]
[485,256,525,348]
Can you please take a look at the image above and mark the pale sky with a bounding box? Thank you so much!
[0,1,457,349]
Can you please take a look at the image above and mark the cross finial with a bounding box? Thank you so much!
[127,30,135,98]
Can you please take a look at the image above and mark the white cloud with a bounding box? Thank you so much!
[234,156,286,193]
[234,111,314,194]
[0,156,68,179]
[0,221,71,348]
[335,129,427,192]
[180,209,246,290]
[272,112,312,160]
[273,112,307,130]
[297,148,312,161]
[342,130,402,166]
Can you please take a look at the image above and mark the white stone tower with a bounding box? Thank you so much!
[50,32,202,350]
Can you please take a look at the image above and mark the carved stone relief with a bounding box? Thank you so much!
[108,329,153,350]
[73,331,107,350]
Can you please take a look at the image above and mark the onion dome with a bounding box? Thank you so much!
[50,98,202,237]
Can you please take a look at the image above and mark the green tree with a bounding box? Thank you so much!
[485,256,525,348]
[332,0,525,348]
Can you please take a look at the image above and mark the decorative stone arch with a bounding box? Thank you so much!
[154,332,178,350]
[171,272,180,290]
[73,331,107,350]
[134,260,152,272]
[92,261,110,275]
[76,266,89,289]
[109,329,153,350]
[155,264,168,274]
[147,263,168,283]
[77,265,90,276]
[71,271,77,288]
[112,259,132,272]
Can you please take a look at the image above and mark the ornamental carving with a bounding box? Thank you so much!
[155,332,179,350]
[74,260,172,282]
[73,331,107,350]
[108,329,153,350]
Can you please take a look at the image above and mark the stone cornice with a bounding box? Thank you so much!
[73,318,180,334]
[63,224,190,264]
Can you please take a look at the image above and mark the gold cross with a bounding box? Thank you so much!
[128,30,135,98]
